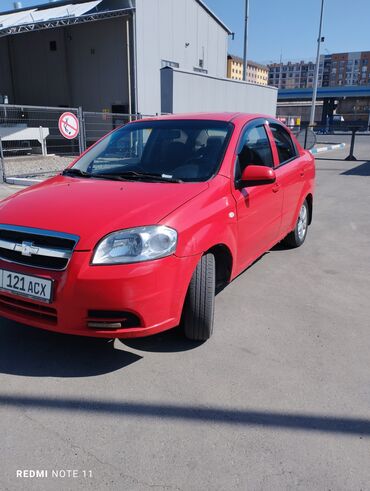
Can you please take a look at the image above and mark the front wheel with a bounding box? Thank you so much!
[182,253,216,341]
[283,200,309,248]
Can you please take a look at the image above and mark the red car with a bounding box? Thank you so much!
[0,113,315,341]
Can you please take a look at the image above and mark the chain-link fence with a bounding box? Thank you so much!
[0,104,83,181]
[0,104,152,182]
[83,112,141,149]
[2,104,368,183]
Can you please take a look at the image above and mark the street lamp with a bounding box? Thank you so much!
[242,0,249,82]
[309,0,325,126]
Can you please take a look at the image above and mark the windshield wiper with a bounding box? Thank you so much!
[62,169,127,181]
[110,171,183,183]
[90,173,128,181]
[62,168,92,178]
[62,168,182,183]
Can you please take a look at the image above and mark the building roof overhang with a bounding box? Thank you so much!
[0,0,134,37]
[0,0,232,38]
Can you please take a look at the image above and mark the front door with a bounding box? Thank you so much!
[232,120,283,272]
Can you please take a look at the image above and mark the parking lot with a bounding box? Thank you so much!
[0,142,369,490]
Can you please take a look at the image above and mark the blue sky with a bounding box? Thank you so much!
[1,0,369,63]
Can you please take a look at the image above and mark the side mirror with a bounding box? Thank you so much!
[239,165,276,187]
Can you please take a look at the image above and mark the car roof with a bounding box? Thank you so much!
[137,112,274,124]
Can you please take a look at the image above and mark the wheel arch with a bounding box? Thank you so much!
[306,193,313,225]
[205,243,233,290]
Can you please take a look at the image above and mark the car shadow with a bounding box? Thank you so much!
[270,241,290,251]
[0,318,142,377]
[121,326,204,353]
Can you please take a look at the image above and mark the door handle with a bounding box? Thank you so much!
[272,183,280,193]
[299,169,305,177]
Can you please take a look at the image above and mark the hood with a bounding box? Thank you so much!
[0,176,208,250]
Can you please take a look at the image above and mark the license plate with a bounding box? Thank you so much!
[0,269,53,303]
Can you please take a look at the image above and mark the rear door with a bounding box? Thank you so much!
[232,119,283,271]
[267,122,306,236]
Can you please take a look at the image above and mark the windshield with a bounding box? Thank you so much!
[70,120,233,182]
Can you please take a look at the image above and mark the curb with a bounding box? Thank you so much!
[310,143,346,155]
[5,177,43,186]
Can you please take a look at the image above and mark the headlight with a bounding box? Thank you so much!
[92,226,178,264]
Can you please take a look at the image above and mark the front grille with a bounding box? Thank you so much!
[0,293,57,324]
[0,225,79,271]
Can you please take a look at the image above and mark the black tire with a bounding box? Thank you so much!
[182,253,216,341]
[283,199,309,248]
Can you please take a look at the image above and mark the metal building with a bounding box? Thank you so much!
[0,0,277,115]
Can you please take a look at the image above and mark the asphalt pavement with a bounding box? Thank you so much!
[0,141,369,490]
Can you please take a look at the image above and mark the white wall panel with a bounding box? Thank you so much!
[136,0,229,114]
[161,68,278,116]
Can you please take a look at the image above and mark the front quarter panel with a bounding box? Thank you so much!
[161,175,238,269]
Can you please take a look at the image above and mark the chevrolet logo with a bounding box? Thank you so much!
[15,241,40,257]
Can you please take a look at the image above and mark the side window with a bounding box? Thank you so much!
[236,124,273,178]
[270,124,297,164]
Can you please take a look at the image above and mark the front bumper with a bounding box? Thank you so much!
[0,252,200,338]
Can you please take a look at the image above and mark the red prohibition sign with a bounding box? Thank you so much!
[58,112,80,140]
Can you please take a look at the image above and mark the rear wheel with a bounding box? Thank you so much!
[182,253,216,341]
[283,200,309,248]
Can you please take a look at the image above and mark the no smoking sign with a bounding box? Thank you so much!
[58,112,80,140]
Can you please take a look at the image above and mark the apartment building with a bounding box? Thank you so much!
[326,51,370,86]
[268,60,316,89]
[268,51,370,89]
[227,54,268,85]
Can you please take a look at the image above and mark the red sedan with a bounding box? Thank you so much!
[0,113,315,341]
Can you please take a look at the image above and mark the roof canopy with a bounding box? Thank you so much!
[0,0,133,37]
[0,0,231,38]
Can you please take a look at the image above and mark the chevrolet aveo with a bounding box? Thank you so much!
[0,113,315,341]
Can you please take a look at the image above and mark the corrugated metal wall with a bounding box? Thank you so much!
[135,0,228,114]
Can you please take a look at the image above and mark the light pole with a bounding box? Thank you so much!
[242,0,249,81]
[309,0,325,126]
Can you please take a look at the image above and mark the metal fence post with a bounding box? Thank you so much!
[304,125,309,149]
[344,128,358,161]
[77,107,85,154]
[0,137,5,183]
